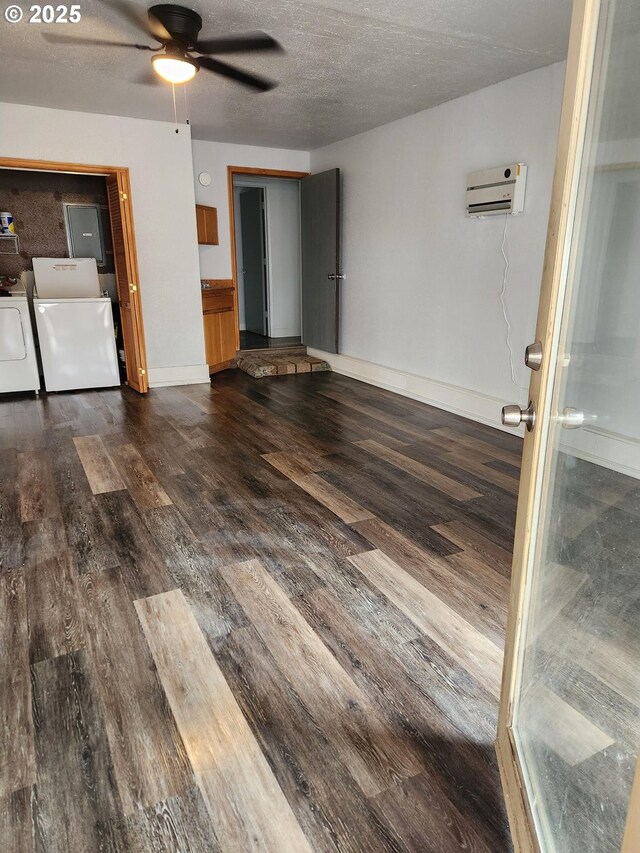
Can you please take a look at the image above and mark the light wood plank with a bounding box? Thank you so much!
[220,558,422,796]
[73,435,126,495]
[262,451,325,480]
[111,442,172,510]
[353,517,506,643]
[292,474,374,524]
[135,588,312,853]
[522,683,615,766]
[356,439,482,501]
[348,550,503,697]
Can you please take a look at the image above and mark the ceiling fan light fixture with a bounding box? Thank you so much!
[151,52,198,83]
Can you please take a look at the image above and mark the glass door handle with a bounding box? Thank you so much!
[558,407,586,429]
[501,401,536,431]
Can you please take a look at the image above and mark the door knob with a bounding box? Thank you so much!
[525,341,542,371]
[501,401,536,431]
[327,273,346,281]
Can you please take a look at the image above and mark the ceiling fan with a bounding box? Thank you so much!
[42,2,282,90]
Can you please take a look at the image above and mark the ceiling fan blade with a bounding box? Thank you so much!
[147,7,175,43]
[197,56,276,91]
[106,0,158,38]
[42,32,154,49]
[196,32,282,55]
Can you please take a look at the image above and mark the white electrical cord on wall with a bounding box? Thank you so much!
[499,213,529,393]
[499,214,518,387]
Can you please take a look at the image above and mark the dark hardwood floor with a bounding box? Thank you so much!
[239,331,302,351]
[0,370,522,852]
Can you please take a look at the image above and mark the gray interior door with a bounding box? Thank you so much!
[301,169,340,353]
[240,188,267,336]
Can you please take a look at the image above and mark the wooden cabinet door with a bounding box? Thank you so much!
[106,172,148,393]
[196,205,219,245]
[202,288,236,373]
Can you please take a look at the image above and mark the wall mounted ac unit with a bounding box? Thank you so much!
[466,163,527,217]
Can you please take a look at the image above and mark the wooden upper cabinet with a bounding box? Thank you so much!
[196,204,219,245]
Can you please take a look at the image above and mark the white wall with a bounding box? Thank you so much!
[234,175,301,339]
[191,139,309,286]
[310,63,566,425]
[0,102,208,387]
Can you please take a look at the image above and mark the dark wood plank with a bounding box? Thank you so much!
[95,491,175,599]
[30,651,122,851]
[111,442,173,510]
[117,787,221,852]
[48,429,119,574]
[220,558,423,796]
[0,570,35,799]
[25,553,84,664]
[216,625,406,853]
[18,450,59,523]
[0,449,23,570]
[83,567,193,814]
[0,786,36,853]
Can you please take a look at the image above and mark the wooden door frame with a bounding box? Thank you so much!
[227,166,309,351]
[0,156,149,392]
[495,0,604,849]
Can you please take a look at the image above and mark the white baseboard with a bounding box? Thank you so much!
[561,427,640,480]
[307,348,523,435]
[148,363,210,388]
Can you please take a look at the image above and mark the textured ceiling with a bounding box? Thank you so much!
[0,0,572,149]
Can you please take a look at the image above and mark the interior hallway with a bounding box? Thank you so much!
[0,371,520,851]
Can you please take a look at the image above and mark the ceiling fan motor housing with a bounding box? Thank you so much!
[149,4,202,47]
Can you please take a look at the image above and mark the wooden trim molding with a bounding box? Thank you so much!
[228,166,309,180]
[227,165,310,350]
[0,157,126,176]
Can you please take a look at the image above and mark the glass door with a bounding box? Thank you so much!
[498,0,640,850]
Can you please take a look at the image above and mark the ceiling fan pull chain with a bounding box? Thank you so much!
[172,82,178,131]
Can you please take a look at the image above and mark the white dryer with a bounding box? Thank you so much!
[0,282,40,395]
[33,258,120,392]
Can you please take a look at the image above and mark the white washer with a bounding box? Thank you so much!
[0,283,40,395]
[33,258,120,392]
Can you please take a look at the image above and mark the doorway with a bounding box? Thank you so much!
[0,158,148,393]
[232,172,303,352]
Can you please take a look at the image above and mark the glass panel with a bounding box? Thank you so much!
[512,0,640,850]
